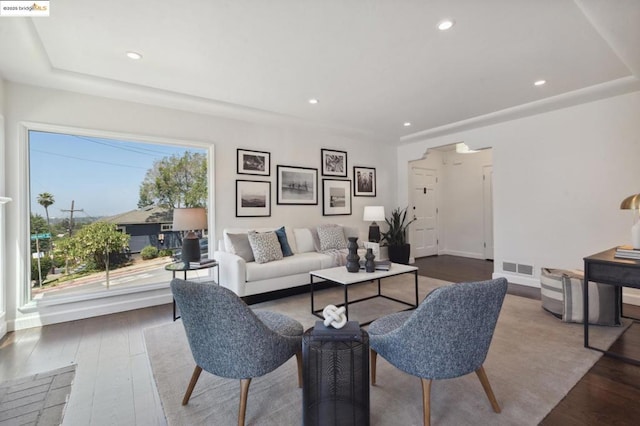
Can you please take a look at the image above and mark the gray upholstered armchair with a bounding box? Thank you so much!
[170,278,304,426]
[368,277,508,426]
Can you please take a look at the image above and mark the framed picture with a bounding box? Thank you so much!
[237,149,270,176]
[322,179,352,216]
[321,149,348,177]
[353,166,376,197]
[277,165,318,205]
[236,180,271,217]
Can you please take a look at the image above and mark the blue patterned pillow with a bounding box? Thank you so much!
[275,226,293,257]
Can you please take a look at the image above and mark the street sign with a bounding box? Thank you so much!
[30,233,51,240]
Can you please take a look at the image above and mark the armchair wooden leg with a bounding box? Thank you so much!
[370,350,378,385]
[475,365,501,413]
[182,365,203,405]
[295,350,303,388]
[421,378,432,426]
[239,378,251,426]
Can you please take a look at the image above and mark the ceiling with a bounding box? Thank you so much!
[0,0,639,143]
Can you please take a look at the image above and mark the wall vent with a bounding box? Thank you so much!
[517,264,534,276]
[503,262,517,273]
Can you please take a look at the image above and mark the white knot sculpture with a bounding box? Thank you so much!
[322,304,347,329]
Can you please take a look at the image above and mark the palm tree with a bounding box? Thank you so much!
[37,192,55,233]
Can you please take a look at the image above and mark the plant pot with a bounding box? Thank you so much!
[388,244,411,265]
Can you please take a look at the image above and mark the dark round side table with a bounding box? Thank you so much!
[302,321,370,426]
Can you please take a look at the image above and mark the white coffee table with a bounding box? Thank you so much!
[309,263,419,326]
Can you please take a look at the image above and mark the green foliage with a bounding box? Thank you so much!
[138,151,208,209]
[381,207,416,246]
[158,249,173,257]
[30,213,52,253]
[73,221,130,269]
[31,256,53,285]
[141,245,159,260]
[36,192,55,229]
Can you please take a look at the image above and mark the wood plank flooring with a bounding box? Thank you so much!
[1,254,638,425]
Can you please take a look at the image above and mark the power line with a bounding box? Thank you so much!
[71,135,172,156]
[31,149,148,170]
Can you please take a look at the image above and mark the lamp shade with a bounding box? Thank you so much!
[172,208,207,231]
[620,194,640,210]
[363,206,385,222]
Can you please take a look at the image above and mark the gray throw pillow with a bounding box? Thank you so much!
[248,231,284,264]
[317,224,347,251]
[226,233,255,262]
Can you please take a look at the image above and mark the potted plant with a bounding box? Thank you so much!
[381,206,416,264]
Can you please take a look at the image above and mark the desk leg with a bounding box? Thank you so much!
[583,260,589,348]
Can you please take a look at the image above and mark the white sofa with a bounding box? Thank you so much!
[214,225,365,297]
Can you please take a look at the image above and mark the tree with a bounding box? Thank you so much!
[73,221,130,271]
[138,152,207,209]
[30,213,51,253]
[37,192,55,232]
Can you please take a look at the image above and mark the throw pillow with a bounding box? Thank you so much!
[293,228,315,253]
[317,224,347,251]
[562,274,621,326]
[226,233,255,262]
[248,231,284,264]
[275,226,294,257]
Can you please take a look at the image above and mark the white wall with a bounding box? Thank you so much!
[2,82,396,330]
[398,91,640,299]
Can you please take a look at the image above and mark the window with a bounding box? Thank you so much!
[27,126,213,303]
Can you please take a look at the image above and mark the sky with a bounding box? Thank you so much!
[29,131,207,218]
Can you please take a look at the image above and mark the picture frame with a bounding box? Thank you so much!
[353,166,376,197]
[237,149,270,176]
[322,179,352,216]
[236,180,271,217]
[321,149,348,177]
[276,165,318,205]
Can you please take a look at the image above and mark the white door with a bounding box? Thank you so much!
[410,166,438,258]
[483,165,494,260]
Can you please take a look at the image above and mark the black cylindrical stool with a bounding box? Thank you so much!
[303,321,370,426]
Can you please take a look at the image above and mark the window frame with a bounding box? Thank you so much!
[18,121,215,308]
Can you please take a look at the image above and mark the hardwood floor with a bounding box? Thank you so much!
[1,254,638,425]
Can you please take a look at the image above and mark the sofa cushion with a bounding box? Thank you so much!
[293,228,315,253]
[275,226,294,257]
[248,231,283,264]
[317,224,347,251]
[226,233,254,262]
[246,252,329,282]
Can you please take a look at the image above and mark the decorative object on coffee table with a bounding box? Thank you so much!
[346,236,360,272]
[365,248,375,272]
[381,206,416,264]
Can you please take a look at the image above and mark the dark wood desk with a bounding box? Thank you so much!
[584,248,640,364]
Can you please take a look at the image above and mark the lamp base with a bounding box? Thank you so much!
[368,223,380,243]
[632,220,640,250]
[181,237,201,263]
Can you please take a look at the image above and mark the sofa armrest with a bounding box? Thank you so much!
[214,250,248,296]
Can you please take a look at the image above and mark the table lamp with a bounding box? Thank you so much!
[620,193,640,249]
[172,207,208,262]
[363,206,385,242]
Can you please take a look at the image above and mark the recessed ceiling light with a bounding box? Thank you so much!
[308,98,319,104]
[437,19,455,31]
[126,51,142,60]
[534,79,546,86]
[403,122,412,127]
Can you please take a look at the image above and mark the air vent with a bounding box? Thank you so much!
[517,264,534,276]
[503,262,517,273]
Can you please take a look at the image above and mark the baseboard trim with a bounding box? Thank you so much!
[439,249,485,260]
[493,272,540,288]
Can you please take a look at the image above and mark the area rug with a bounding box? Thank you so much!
[144,276,628,426]
[0,364,76,425]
